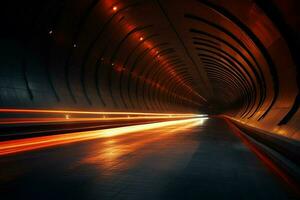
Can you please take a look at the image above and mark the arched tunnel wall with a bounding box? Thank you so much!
[1,0,300,140]
[1,0,203,113]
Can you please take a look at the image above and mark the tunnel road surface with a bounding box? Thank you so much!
[0,118,296,200]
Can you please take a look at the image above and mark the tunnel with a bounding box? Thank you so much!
[1,0,300,199]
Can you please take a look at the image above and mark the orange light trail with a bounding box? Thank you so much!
[0,118,202,156]
[0,108,205,125]
[0,115,200,125]
[0,108,200,116]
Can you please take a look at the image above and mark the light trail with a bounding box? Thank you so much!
[0,115,201,125]
[0,118,202,156]
[0,108,207,125]
[0,108,203,116]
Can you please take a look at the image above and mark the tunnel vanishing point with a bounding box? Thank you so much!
[1,0,300,199]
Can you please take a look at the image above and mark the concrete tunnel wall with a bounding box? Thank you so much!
[1,0,300,140]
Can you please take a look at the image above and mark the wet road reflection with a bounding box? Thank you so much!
[0,118,295,200]
[79,119,203,174]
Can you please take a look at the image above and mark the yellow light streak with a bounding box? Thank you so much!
[0,118,203,156]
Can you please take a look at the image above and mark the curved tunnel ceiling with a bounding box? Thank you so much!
[1,0,300,139]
